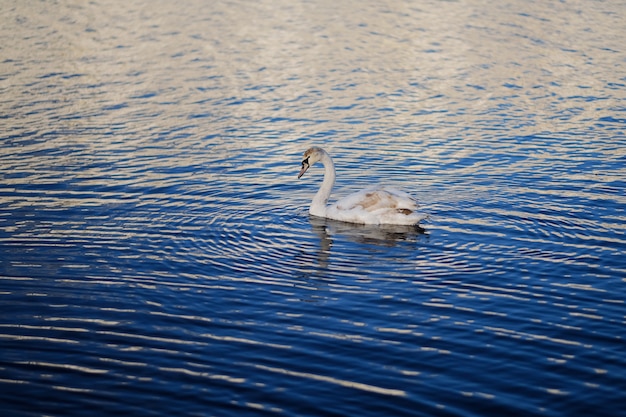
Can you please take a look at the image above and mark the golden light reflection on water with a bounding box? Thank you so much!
[3,0,622,144]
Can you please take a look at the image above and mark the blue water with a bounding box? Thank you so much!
[1,1,625,416]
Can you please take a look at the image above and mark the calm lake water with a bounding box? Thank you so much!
[1,0,625,416]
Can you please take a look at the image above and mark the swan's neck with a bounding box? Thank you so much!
[310,152,335,217]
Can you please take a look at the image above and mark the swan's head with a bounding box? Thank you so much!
[298,146,325,179]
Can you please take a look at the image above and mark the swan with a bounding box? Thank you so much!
[297,147,427,225]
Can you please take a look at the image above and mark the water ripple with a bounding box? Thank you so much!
[2,0,626,416]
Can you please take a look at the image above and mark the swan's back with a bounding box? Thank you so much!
[328,187,427,225]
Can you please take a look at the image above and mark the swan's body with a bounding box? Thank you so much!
[298,147,427,225]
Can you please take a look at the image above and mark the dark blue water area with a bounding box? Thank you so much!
[2,112,626,417]
[2,144,625,417]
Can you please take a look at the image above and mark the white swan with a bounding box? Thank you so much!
[298,147,427,225]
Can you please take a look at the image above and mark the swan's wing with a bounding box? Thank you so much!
[327,187,426,225]
[335,187,419,213]
[377,187,420,210]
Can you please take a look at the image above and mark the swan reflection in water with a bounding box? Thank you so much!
[301,216,428,275]
[309,215,427,250]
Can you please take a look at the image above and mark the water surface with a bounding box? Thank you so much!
[1,1,625,416]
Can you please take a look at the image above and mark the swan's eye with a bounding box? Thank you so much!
[302,156,310,167]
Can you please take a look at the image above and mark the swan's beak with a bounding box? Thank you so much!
[298,161,309,179]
